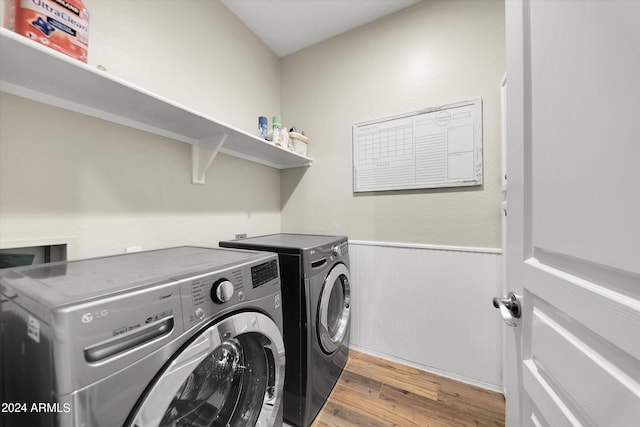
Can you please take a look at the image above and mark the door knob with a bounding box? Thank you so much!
[492,291,522,327]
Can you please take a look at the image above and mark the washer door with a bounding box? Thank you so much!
[317,263,351,354]
[129,312,285,427]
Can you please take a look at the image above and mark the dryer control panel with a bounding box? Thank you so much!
[331,241,349,257]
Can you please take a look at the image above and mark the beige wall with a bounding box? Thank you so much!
[1,0,506,260]
[281,0,505,248]
[0,0,282,259]
[85,0,281,134]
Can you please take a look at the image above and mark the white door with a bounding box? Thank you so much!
[503,1,640,426]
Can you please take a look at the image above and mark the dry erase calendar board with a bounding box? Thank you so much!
[353,99,482,192]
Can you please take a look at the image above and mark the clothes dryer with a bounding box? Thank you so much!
[219,234,351,427]
[0,246,285,427]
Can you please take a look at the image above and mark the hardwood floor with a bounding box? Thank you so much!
[310,350,505,427]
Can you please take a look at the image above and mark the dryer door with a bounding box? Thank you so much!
[317,263,351,354]
[129,312,285,427]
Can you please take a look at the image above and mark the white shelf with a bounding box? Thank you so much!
[0,28,312,184]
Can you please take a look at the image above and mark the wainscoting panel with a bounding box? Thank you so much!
[348,240,503,390]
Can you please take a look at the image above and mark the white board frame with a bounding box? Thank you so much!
[352,99,483,192]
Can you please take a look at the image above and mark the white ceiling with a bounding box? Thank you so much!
[221,0,420,57]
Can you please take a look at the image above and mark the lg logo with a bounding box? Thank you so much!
[81,309,109,324]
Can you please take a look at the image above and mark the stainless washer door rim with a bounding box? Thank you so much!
[318,263,351,354]
[129,311,285,427]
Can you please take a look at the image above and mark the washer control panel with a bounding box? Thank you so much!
[211,278,234,304]
[179,256,280,329]
[251,259,278,289]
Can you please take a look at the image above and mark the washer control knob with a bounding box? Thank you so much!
[195,307,205,319]
[331,245,342,257]
[211,279,234,304]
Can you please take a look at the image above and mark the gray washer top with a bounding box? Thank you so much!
[0,246,267,306]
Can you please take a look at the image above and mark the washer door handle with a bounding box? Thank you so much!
[84,316,174,363]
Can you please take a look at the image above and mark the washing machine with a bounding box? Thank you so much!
[219,234,351,427]
[0,246,286,427]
